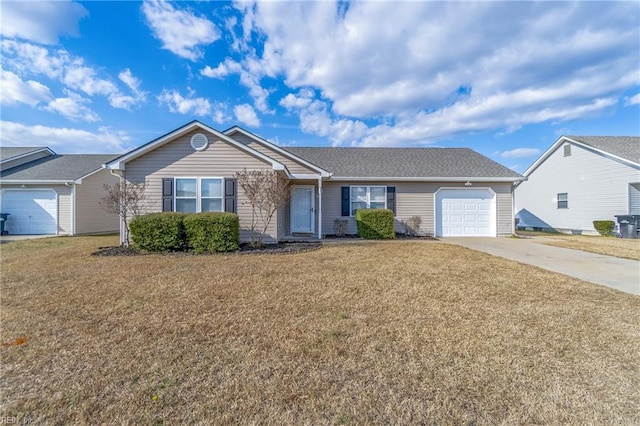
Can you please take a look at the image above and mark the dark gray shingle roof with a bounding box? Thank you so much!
[285,147,522,179]
[1,154,117,181]
[0,147,50,162]
[566,136,640,164]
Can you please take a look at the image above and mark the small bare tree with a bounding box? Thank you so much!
[100,181,147,245]
[235,169,291,247]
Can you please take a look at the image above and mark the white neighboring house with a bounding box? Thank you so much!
[515,136,640,235]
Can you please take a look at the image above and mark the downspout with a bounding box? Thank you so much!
[65,182,75,235]
[317,176,322,239]
[110,169,126,245]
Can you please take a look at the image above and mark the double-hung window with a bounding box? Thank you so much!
[175,177,223,213]
[557,192,568,209]
[350,186,386,216]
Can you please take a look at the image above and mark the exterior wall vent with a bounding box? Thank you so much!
[190,133,209,151]
[563,144,571,157]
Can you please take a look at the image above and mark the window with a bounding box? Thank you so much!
[563,144,571,157]
[350,186,386,216]
[175,177,223,213]
[557,193,568,209]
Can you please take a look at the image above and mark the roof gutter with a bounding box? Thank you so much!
[327,176,526,182]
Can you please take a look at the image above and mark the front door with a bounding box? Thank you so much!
[291,186,314,233]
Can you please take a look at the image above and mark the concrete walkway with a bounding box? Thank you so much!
[442,237,640,296]
[0,234,55,244]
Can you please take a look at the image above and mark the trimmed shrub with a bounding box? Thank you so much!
[356,209,395,239]
[129,212,186,252]
[593,220,615,237]
[183,212,239,253]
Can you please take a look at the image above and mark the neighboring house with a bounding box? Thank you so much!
[105,120,524,243]
[0,147,120,235]
[515,136,640,235]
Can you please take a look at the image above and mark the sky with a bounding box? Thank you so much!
[1,0,639,172]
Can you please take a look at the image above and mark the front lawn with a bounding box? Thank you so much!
[1,236,639,424]
[517,230,640,261]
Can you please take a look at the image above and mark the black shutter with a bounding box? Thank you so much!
[225,178,237,213]
[386,186,396,215]
[341,187,350,216]
[162,178,173,212]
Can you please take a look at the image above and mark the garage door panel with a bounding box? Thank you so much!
[1,190,57,235]
[436,189,496,237]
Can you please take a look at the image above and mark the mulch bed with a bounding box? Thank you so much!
[92,234,438,257]
[92,242,323,257]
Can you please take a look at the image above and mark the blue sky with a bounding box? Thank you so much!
[1,0,638,172]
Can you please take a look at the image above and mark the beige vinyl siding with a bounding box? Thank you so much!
[0,184,72,234]
[1,151,51,171]
[228,132,318,175]
[322,181,514,236]
[515,142,640,234]
[75,169,120,234]
[125,130,279,242]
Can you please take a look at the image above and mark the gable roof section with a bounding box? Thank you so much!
[0,147,55,164]
[224,126,330,177]
[286,147,524,181]
[523,135,640,177]
[0,154,118,183]
[106,121,287,173]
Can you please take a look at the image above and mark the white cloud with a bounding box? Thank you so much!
[201,57,271,113]
[1,40,67,79]
[0,1,87,44]
[0,70,53,106]
[499,148,541,158]
[157,89,211,116]
[118,69,142,93]
[236,1,639,145]
[625,93,640,106]
[142,0,220,61]
[63,63,118,96]
[113,69,147,109]
[0,120,130,154]
[234,104,260,127]
[2,40,145,111]
[44,90,99,122]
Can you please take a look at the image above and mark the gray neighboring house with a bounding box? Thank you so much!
[0,147,120,235]
[105,120,524,243]
[515,135,640,235]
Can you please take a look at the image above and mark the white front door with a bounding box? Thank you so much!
[291,186,314,233]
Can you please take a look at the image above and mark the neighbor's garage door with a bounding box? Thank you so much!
[436,189,495,237]
[0,190,57,235]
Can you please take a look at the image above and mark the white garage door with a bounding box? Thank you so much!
[436,189,495,237]
[0,190,58,235]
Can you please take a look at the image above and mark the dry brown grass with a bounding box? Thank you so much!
[518,231,640,261]
[1,236,639,424]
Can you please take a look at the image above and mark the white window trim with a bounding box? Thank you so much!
[174,177,224,213]
[349,185,387,216]
[557,192,568,209]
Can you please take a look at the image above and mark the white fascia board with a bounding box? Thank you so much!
[522,135,566,177]
[106,121,287,172]
[563,137,640,169]
[328,176,525,182]
[224,126,331,177]
[523,136,640,177]
[0,147,56,164]
[290,173,323,179]
[0,180,74,184]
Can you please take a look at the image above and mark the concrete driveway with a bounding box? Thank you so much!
[442,237,640,295]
